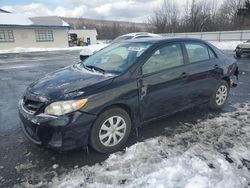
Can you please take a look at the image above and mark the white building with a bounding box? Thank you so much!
[69,29,98,45]
[0,11,70,50]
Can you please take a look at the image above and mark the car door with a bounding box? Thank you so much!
[138,43,188,122]
[182,42,223,105]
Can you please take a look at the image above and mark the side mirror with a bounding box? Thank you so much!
[81,48,93,56]
[80,48,93,61]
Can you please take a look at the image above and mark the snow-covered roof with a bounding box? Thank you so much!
[0,13,33,25]
[30,16,69,27]
[0,13,69,28]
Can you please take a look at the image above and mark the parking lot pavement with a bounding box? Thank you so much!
[0,50,249,187]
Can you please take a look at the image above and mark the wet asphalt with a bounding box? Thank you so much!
[0,50,249,187]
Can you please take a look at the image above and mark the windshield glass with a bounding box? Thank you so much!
[81,42,152,74]
[112,35,134,43]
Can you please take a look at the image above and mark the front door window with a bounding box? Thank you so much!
[142,44,184,75]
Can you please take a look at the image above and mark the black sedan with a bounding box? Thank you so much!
[18,38,238,153]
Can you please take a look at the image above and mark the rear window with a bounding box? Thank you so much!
[185,42,217,64]
[185,43,210,63]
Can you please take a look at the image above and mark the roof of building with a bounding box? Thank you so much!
[0,13,70,28]
[30,16,69,27]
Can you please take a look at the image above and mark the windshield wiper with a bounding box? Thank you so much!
[86,65,106,74]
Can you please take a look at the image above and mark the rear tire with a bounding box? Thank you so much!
[209,80,229,110]
[90,108,131,153]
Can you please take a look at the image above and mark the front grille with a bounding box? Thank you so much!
[20,116,41,144]
[23,97,44,114]
[24,123,40,142]
[242,48,250,52]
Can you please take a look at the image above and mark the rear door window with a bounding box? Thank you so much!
[185,43,212,63]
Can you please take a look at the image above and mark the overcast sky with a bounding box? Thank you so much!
[1,0,222,22]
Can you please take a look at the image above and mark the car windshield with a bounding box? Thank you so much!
[112,35,134,43]
[81,42,152,74]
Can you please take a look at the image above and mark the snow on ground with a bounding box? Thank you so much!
[0,41,242,54]
[0,46,85,54]
[18,102,250,188]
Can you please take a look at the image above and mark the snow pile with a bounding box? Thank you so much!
[210,41,242,50]
[0,41,242,54]
[0,47,84,54]
[0,44,108,54]
[19,102,250,188]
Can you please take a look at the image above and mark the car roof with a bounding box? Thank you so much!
[121,32,160,37]
[124,37,207,44]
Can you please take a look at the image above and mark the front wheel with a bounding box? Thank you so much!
[209,80,229,110]
[236,52,241,58]
[90,108,131,153]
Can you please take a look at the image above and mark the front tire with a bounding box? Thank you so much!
[236,52,241,58]
[209,80,229,110]
[90,108,131,153]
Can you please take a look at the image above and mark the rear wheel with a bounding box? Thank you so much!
[209,80,229,110]
[90,108,131,153]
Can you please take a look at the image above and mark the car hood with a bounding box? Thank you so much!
[238,43,250,48]
[26,64,115,101]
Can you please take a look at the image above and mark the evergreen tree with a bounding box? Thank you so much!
[238,0,250,17]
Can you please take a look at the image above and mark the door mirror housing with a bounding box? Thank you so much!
[81,48,93,57]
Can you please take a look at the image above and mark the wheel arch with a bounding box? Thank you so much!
[96,103,135,127]
[222,76,230,87]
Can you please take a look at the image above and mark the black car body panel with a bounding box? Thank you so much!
[27,65,115,101]
[18,38,238,151]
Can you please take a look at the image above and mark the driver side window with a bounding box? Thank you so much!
[142,44,184,75]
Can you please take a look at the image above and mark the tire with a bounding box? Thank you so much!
[209,80,230,110]
[236,52,241,58]
[89,107,131,153]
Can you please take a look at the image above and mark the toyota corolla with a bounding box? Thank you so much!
[19,38,238,153]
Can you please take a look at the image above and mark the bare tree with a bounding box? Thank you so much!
[218,0,245,29]
[64,0,250,39]
[148,0,179,33]
[183,0,218,32]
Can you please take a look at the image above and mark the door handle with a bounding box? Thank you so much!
[181,72,189,78]
[214,64,219,69]
[140,85,147,100]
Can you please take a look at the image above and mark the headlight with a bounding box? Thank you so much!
[44,99,88,116]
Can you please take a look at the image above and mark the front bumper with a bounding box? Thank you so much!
[235,48,250,54]
[18,100,96,151]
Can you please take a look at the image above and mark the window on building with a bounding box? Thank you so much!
[0,30,14,42]
[35,30,54,42]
